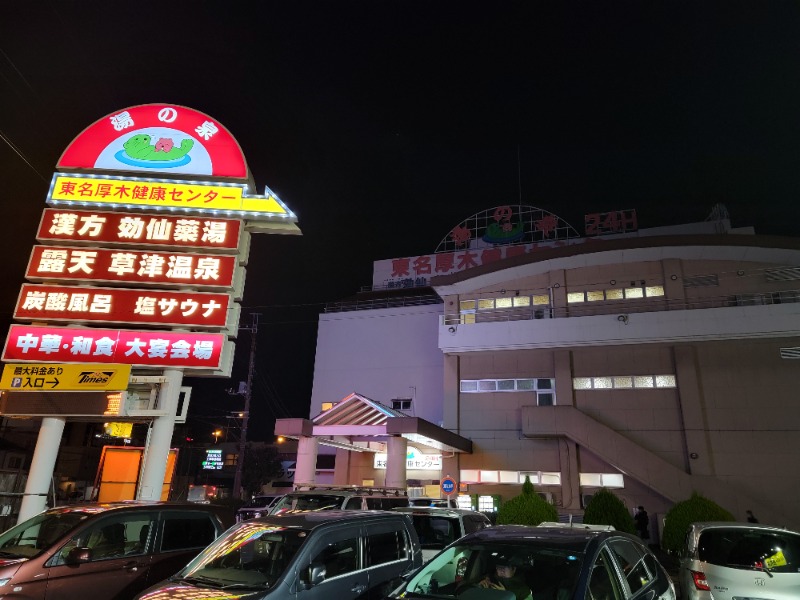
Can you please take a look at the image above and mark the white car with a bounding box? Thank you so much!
[679,521,800,600]
[393,506,491,562]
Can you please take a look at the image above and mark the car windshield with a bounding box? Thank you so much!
[400,541,583,600]
[0,509,90,559]
[270,494,346,514]
[698,528,800,574]
[413,515,461,550]
[242,496,277,509]
[176,522,309,590]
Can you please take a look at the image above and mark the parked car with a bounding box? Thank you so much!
[679,521,800,600]
[393,506,492,562]
[409,497,460,509]
[237,493,285,522]
[389,523,676,600]
[0,501,233,600]
[269,484,409,514]
[136,509,422,600]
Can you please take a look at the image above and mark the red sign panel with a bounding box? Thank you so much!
[36,208,242,252]
[57,104,248,179]
[26,246,237,289]
[3,325,225,369]
[584,209,638,236]
[15,284,230,328]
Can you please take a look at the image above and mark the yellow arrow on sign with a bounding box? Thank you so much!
[0,363,131,392]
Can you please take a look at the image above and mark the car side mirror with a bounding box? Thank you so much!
[65,547,92,564]
[301,561,326,589]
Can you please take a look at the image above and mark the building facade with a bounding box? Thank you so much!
[287,210,800,532]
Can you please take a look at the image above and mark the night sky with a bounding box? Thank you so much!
[2,2,800,441]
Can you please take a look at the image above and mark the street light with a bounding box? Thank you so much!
[212,429,222,444]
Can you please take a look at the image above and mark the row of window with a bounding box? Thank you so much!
[460,295,550,312]
[460,378,553,392]
[573,375,676,390]
[460,470,562,486]
[567,285,664,303]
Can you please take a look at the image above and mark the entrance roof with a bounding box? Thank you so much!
[275,392,472,454]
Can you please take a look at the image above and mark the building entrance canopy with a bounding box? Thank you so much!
[275,392,472,454]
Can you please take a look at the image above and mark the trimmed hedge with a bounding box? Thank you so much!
[582,488,636,534]
[496,476,558,526]
[661,492,734,554]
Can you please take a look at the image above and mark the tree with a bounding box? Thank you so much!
[661,493,734,554]
[496,476,558,525]
[582,488,636,534]
[241,444,284,497]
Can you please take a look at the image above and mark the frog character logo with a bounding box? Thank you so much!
[123,134,194,162]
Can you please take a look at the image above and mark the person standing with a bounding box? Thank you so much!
[634,506,650,541]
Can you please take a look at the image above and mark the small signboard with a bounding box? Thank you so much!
[0,362,131,392]
[202,449,223,470]
[440,475,457,496]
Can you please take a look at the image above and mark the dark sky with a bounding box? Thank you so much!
[2,2,800,441]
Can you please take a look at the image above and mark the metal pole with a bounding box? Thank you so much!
[232,313,259,499]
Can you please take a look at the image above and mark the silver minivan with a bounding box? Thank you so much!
[679,521,800,600]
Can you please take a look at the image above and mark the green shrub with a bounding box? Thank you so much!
[496,476,558,526]
[661,492,734,554]
[582,488,636,534]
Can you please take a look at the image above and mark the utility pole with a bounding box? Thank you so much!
[232,312,259,500]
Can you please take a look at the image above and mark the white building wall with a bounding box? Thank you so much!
[310,304,445,425]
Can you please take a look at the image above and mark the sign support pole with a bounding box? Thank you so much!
[18,417,66,523]
[137,368,183,500]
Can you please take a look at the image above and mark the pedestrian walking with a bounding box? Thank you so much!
[634,506,650,541]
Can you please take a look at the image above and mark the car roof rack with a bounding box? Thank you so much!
[538,522,616,531]
[291,484,408,497]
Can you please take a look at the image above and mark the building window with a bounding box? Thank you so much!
[460,378,556,404]
[392,398,412,410]
[573,375,676,390]
[580,473,625,488]
[224,453,237,467]
[567,285,664,303]
[321,402,335,411]
[461,470,561,486]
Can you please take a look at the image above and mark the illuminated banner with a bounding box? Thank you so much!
[3,325,226,369]
[57,104,249,179]
[0,363,131,392]
[15,284,230,328]
[48,173,295,220]
[27,246,237,289]
[37,208,242,252]
[374,449,443,470]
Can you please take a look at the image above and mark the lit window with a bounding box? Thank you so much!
[460,381,478,392]
[516,379,534,390]
[601,473,624,488]
[478,380,496,392]
[362,479,375,486]
[594,377,612,389]
[580,473,603,486]
[541,472,561,485]
[497,380,515,391]
[495,297,513,308]
[634,376,654,388]
[624,287,644,299]
[613,376,633,389]
[519,472,540,484]
[499,471,518,483]
[645,286,664,297]
[460,469,479,483]
[480,470,499,483]
[460,300,476,310]
[463,313,476,324]
[478,496,496,512]
[567,292,585,303]
[478,299,494,310]
[655,375,676,388]
[587,290,605,302]
[514,296,531,307]
[573,378,591,390]
[321,402,334,411]
[532,295,549,305]
[605,289,624,300]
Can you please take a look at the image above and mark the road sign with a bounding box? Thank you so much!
[0,363,131,392]
[440,475,457,496]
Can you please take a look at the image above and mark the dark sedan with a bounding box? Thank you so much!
[389,523,676,600]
